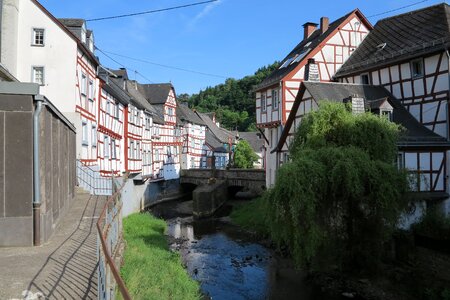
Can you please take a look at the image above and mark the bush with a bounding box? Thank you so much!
[413,209,450,240]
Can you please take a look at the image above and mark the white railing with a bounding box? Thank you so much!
[76,160,113,196]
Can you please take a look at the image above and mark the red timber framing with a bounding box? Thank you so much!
[182,123,206,169]
[97,82,125,177]
[125,105,143,174]
[256,9,372,128]
[76,48,99,165]
[340,52,450,138]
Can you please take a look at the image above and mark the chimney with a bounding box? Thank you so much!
[320,17,329,34]
[303,22,318,40]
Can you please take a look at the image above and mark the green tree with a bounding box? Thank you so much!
[265,102,410,274]
[234,140,259,169]
[187,61,280,131]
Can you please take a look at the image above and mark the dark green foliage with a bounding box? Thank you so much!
[185,62,280,131]
[230,198,269,237]
[266,102,410,274]
[413,208,450,240]
[234,140,259,169]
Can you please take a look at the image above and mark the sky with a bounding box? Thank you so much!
[39,0,444,95]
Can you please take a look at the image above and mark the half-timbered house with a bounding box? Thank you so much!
[255,9,372,186]
[196,112,234,169]
[97,69,130,177]
[277,81,450,223]
[138,83,183,180]
[334,3,450,212]
[58,18,100,166]
[177,104,206,169]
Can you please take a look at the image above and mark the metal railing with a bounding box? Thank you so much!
[97,178,131,300]
[77,160,113,196]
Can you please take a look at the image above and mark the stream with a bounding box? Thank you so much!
[150,199,331,300]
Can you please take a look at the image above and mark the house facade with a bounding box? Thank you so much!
[255,9,372,186]
[333,3,450,211]
[178,103,206,169]
[138,83,183,180]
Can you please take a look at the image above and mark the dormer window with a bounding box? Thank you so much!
[411,58,424,78]
[381,110,393,121]
[32,28,45,46]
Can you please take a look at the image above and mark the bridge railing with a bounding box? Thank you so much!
[77,160,113,196]
[97,178,131,300]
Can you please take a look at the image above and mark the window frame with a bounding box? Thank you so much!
[81,73,87,96]
[360,73,370,85]
[411,58,424,79]
[31,28,45,46]
[82,121,88,146]
[32,66,45,85]
[261,93,267,112]
[272,89,279,110]
[91,125,97,147]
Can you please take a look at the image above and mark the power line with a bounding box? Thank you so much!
[367,0,430,18]
[96,46,155,83]
[99,48,229,79]
[86,0,218,22]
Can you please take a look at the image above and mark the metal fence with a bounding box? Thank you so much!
[97,179,131,300]
[76,160,113,196]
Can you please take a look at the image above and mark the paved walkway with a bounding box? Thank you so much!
[0,189,107,300]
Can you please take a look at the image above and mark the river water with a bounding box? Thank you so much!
[150,200,328,300]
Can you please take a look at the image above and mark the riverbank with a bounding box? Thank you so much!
[121,213,201,300]
[230,198,450,300]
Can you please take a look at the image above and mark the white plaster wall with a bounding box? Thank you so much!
[1,0,19,74]
[16,0,77,113]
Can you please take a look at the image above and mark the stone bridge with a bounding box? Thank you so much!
[180,168,266,194]
[180,169,266,219]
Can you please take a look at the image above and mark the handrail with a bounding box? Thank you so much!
[96,178,131,300]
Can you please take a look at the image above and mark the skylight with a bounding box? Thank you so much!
[279,57,295,68]
[292,49,311,64]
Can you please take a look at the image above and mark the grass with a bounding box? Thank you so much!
[120,213,200,300]
[230,197,269,237]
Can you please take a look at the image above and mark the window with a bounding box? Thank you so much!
[136,142,140,159]
[81,73,87,95]
[360,73,370,84]
[411,59,424,78]
[155,149,160,161]
[32,67,45,85]
[381,110,393,121]
[397,153,404,170]
[32,28,45,46]
[106,101,110,115]
[272,89,279,110]
[168,107,174,116]
[261,93,266,111]
[111,139,116,159]
[191,139,195,149]
[82,122,88,145]
[88,80,94,100]
[104,136,109,158]
[129,141,134,159]
[115,105,120,119]
[91,126,97,147]
[145,116,151,130]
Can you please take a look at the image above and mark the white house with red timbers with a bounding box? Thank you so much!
[255,9,372,186]
[137,83,183,180]
[177,103,206,169]
[333,3,450,213]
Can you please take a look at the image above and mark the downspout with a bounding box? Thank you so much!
[33,95,45,246]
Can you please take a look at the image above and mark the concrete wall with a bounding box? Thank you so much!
[0,84,76,246]
[38,102,76,243]
[0,92,33,246]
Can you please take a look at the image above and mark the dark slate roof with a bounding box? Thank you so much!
[256,10,365,90]
[111,68,129,80]
[335,3,450,77]
[302,82,450,146]
[124,80,165,124]
[137,83,173,105]
[100,75,131,106]
[177,104,205,126]
[196,112,233,144]
[205,130,227,152]
[238,132,264,153]
[58,18,85,27]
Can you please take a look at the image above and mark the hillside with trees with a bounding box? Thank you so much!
[180,62,280,132]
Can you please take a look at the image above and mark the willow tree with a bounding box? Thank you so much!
[266,102,409,274]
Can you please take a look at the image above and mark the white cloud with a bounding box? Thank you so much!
[187,0,223,29]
